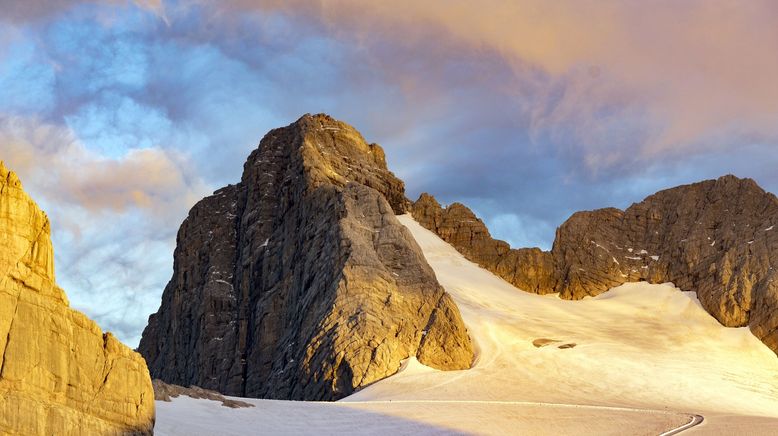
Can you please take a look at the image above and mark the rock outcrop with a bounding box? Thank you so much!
[152,379,253,408]
[138,114,473,401]
[0,161,155,435]
[412,176,778,355]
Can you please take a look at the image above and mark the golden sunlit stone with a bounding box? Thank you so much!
[0,161,155,435]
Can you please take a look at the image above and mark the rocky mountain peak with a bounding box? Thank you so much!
[241,113,409,214]
[139,115,473,401]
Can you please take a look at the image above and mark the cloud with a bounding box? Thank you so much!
[0,115,206,217]
[0,0,165,23]
[202,0,778,171]
[51,205,178,347]
[177,0,778,248]
[0,115,208,346]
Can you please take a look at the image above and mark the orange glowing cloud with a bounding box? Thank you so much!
[203,0,778,168]
[0,116,206,218]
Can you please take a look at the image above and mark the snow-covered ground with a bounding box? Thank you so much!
[156,215,778,435]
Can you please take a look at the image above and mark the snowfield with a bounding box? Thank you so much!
[156,215,778,435]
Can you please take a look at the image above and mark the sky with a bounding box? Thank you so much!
[2,0,778,347]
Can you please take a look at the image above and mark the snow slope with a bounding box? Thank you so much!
[155,215,778,435]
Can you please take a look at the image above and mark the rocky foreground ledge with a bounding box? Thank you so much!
[152,379,254,408]
[0,161,155,434]
[412,175,778,356]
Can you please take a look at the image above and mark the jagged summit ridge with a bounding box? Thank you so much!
[139,114,473,401]
[0,161,155,434]
[412,174,778,355]
[241,113,410,214]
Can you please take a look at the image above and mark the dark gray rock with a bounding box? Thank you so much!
[138,114,473,401]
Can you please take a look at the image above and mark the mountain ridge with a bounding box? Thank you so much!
[139,113,777,404]
[412,174,778,355]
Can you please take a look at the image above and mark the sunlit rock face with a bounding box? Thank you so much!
[0,161,155,435]
[412,175,778,356]
[138,114,473,401]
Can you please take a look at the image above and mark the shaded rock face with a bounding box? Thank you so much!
[0,161,155,435]
[138,114,473,401]
[412,176,778,356]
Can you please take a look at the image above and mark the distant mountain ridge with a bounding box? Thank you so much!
[138,114,473,401]
[412,175,778,355]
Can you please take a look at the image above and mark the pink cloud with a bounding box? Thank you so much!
[0,115,206,219]
[202,0,778,170]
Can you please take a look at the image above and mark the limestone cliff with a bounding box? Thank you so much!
[412,175,778,356]
[138,114,473,401]
[0,161,155,435]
